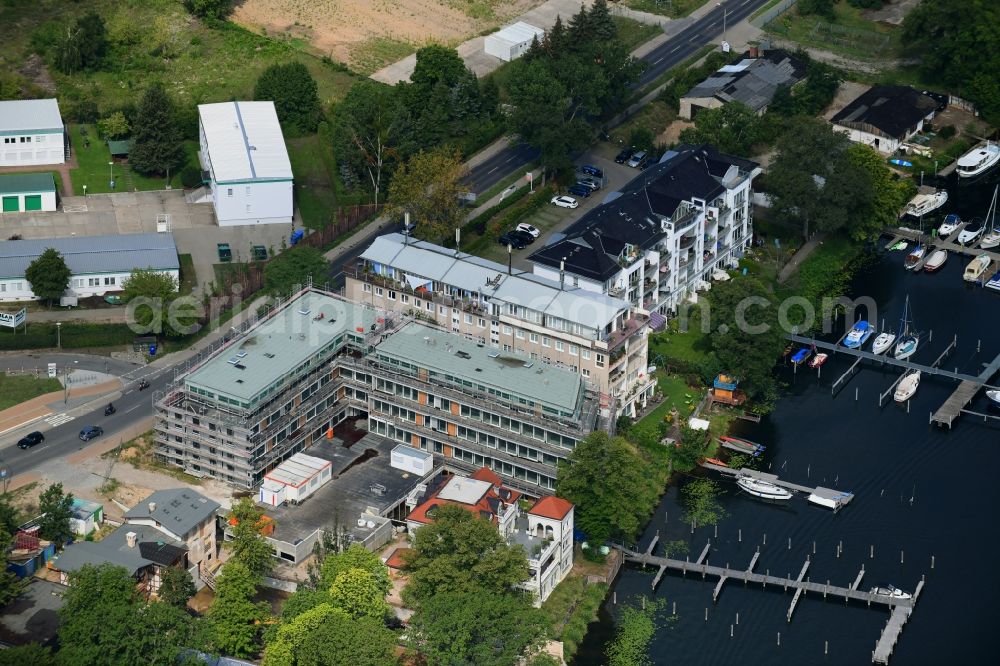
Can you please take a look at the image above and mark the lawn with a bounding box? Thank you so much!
[68,124,198,194]
[630,374,699,446]
[348,36,416,77]
[177,254,197,296]
[765,1,901,61]
[624,0,709,19]
[612,15,664,52]
[288,134,337,230]
[647,319,715,369]
[0,372,63,410]
[4,0,357,116]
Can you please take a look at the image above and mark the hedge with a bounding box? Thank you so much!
[0,322,136,350]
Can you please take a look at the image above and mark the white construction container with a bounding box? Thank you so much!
[260,452,332,505]
[484,22,545,62]
[391,444,433,476]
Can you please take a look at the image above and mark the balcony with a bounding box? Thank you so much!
[678,235,697,251]
[603,313,649,351]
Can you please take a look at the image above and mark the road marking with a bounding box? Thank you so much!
[654,57,663,64]
[487,167,499,174]
[505,156,514,163]
[45,413,75,427]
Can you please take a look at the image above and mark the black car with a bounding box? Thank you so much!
[17,431,44,449]
[615,147,635,164]
[79,426,104,442]
[497,232,527,250]
[580,164,604,178]
[567,184,591,198]
[509,229,535,245]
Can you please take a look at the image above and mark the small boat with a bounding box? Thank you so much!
[901,190,947,218]
[871,332,896,356]
[718,436,765,457]
[888,240,908,251]
[843,321,874,349]
[791,348,812,365]
[986,390,1000,406]
[957,217,986,245]
[937,213,961,237]
[956,142,1000,178]
[893,295,919,360]
[986,270,1000,292]
[894,371,921,403]
[737,475,793,501]
[889,158,913,168]
[923,249,947,272]
[978,186,1000,249]
[808,353,828,369]
[781,343,794,358]
[904,244,925,270]
[705,457,729,467]
[963,254,992,282]
[870,585,912,600]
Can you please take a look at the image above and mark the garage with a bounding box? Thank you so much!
[0,173,57,213]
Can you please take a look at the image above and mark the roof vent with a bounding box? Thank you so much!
[227,357,239,365]
[298,308,311,316]
[264,353,275,358]
[148,502,156,513]
[235,364,247,370]
[523,362,534,368]
[475,368,482,372]
[455,350,471,359]
[126,532,137,548]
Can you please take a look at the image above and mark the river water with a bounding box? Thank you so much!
[575,167,1000,665]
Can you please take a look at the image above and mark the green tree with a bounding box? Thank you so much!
[119,601,198,666]
[681,478,726,527]
[0,644,55,665]
[97,111,130,140]
[606,599,661,666]
[54,11,107,74]
[57,564,138,665]
[410,45,469,92]
[183,0,234,20]
[207,561,269,659]
[386,148,469,243]
[318,543,391,594]
[130,84,186,177]
[589,0,617,41]
[798,0,836,20]
[254,62,323,134]
[403,504,529,604]
[122,268,187,337]
[679,102,764,156]
[37,482,74,544]
[407,590,546,666]
[0,525,25,606]
[25,247,71,306]
[224,497,275,578]
[262,604,396,666]
[327,568,390,621]
[263,245,329,296]
[158,565,197,607]
[331,80,402,206]
[556,431,659,544]
[846,143,916,240]
[673,425,710,470]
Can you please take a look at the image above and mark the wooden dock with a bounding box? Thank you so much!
[931,345,1000,427]
[786,559,811,622]
[701,462,855,510]
[873,580,925,664]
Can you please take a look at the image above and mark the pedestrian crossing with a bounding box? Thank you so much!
[45,413,75,427]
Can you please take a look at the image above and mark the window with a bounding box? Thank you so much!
[582,349,591,360]
[555,341,563,352]
[529,333,538,343]
[439,305,447,314]
[426,301,433,311]
[387,290,396,300]
[596,353,605,368]
[104,277,115,286]
[227,188,233,197]
[400,294,409,304]
[515,330,525,340]
[478,318,486,328]
[376,287,384,296]
[502,325,512,335]
[542,337,550,347]
[582,368,591,377]
[569,344,578,356]
[363,283,372,293]
[464,314,473,325]
[88,277,100,287]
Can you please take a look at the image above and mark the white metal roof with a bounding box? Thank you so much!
[264,452,331,487]
[198,101,292,183]
[437,476,492,505]
[0,98,63,133]
[491,21,544,46]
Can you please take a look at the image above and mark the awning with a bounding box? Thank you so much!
[649,312,667,331]
[404,273,432,290]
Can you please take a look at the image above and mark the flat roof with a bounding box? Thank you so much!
[0,172,55,195]
[0,232,178,281]
[265,452,331,487]
[185,290,376,406]
[374,321,583,415]
[0,98,63,133]
[492,21,544,45]
[437,476,492,504]
[198,101,292,183]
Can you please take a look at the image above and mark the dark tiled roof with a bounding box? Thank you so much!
[683,49,807,113]
[138,541,187,566]
[124,488,220,539]
[831,85,941,139]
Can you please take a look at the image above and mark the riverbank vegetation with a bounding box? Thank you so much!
[540,575,609,661]
[606,597,665,666]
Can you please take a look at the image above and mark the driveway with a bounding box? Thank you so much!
[0,578,65,645]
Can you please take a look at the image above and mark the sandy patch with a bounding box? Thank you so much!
[231,0,543,64]
[658,119,695,146]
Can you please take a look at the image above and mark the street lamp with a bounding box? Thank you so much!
[717,2,728,42]
[108,161,115,190]
[56,321,61,349]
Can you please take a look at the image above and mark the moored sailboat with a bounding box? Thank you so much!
[894,295,920,360]
[894,371,921,403]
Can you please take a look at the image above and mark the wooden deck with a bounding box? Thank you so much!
[873,580,925,664]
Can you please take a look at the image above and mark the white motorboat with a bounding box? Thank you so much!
[901,190,947,218]
[956,142,1000,178]
[893,295,920,360]
[923,249,947,272]
[963,254,992,282]
[978,186,1000,249]
[894,371,921,403]
[871,332,896,356]
[736,475,793,501]
[937,214,961,237]
[987,390,1000,406]
[870,585,912,600]
[957,217,987,245]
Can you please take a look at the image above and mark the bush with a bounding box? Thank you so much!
[938,124,957,139]
[180,166,203,188]
[0,323,135,351]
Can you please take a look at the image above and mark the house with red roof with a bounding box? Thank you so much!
[406,467,574,604]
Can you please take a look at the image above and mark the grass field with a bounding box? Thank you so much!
[68,124,198,194]
[625,0,709,19]
[288,135,337,230]
[348,37,416,76]
[1,0,358,117]
[630,374,698,445]
[765,1,900,61]
[612,15,664,52]
[177,254,197,296]
[0,372,62,411]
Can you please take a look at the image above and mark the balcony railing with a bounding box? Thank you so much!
[603,313,649,352]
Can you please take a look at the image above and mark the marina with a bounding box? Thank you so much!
[700,462,855,511]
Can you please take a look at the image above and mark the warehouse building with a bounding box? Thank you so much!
[0,172,57,213]
[198,101,293,226]
[0,98,66,167]
[484,22,544,62]
[0,232,179,302]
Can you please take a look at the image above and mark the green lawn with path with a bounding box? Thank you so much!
[288,135,337,230]
[0,372,62,411]
[68,124,197,194]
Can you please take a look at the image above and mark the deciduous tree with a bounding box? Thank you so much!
[97,111,130,140]
[183,0,235,20]
[318,543,391,594]
[679,102,764,156]
[386,148,468,243]
[223,497,275,578]
[157,565,196,607]
[327,568,390,621]
[54,11,107,74]
[122,268,186,337]
[846,143,916,240]
[207,561,270,659]
[255,62,323,134]
[263,245,329,297]
[58,564,139,664]
[556,432,659,544]
[25,247,71,306]
[262,604,395,666]
[331,81,401,206]
[37,482,74,544]
[130,84,185,177]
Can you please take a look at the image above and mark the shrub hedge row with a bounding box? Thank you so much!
[0,322,136,350]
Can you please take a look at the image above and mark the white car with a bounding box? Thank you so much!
[516,223,541,238]
[550,195,578,209]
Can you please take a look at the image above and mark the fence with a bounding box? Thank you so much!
[752,0,798,28]
[299,203,382,250]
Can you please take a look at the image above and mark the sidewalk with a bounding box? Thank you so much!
[778,233,826,283]
[0,378,122,436]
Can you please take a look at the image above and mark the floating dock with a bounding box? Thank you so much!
[701,462,855,511]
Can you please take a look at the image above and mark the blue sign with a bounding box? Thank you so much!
[149,344,157,356]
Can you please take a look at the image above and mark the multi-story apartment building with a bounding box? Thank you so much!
[406,467,574,604]
[154,287,608,495]
[345,233,655,417]
[529,144,761,324]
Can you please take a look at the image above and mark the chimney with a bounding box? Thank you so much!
[508,243,513,275]
[403,212,410,245]
[148,502,156,513]
[749,45,759,58]
[126,531,137,548]
[559,257,566,290]
[455,227,461,255]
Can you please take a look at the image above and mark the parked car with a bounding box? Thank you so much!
[510,229,535,245]
[567,184,592,198]
[516,223,541,238]
[580,164,604,178]
[615,147,635,164]
[627,151,648,168]
[550,195,579,209]
[78,426,104,442]
[497,232,527,250]
[576,178,601,191]
[17,431,44,449]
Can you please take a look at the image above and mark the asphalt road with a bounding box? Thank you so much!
[462,0,772,193]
